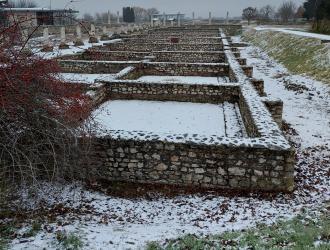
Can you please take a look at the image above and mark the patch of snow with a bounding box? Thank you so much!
[34,38,122,59]
[254,27,330,41]
[94,100,243,138]
[241,45,330,148]
[58,73,116,84]
[137,76,230,84]
[115,66,136,79]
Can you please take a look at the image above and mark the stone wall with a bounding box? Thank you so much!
[116,62,230,79]
[150,25,242,36]
[100,81,240,104]
[142,62,230,77]
[84,51,150,61]
[59,50,237,63]
[144,31,219,39]
[58,60,140,73]
[81,138,294,192]
[74,25,293,192]
[93,80,281,137]
[122,37,223,44]
[101,42,223,52]
[261,97,284,128]
[241,66,253,78]
[251,79,266,96]
[151,51,226,63]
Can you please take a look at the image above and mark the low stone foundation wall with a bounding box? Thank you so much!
[119,62,231,79]
[100,81,240,104]
[59,50,236,63]
[82,138,294,192]
[251,79,266,96]
[122,37,223,44]
[58,60,140,73]
[261,97,284,128]
[101,42,223,52]
[142,62,229,77]
[75,25,293,193]
[241,66,253,78]
[93,79,282,137]
[151,51,226,63]
[146,25,242,37]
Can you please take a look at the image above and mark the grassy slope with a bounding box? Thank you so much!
[242,29,330,85]
[147,212,330,250]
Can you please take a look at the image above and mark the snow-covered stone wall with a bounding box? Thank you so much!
[69,25,293,192]
[101,81,240,104]
[122,37,223,44]
[81,137,294,192]
[58,60,140,74]
[100,42,223,52]
[59,50,241,64]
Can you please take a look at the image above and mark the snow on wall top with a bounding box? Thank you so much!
[220,30,291,150]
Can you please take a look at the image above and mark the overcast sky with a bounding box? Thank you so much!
[34,0,305,18]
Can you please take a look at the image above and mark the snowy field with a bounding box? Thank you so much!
[254,26,330,41]
[94,100,245,138]
[137,76,231,84]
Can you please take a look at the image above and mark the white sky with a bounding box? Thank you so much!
[34,0,305,18]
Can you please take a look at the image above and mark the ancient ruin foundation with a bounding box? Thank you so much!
[57,25,295,192]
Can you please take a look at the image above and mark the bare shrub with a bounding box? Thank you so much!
[0,16,94,210]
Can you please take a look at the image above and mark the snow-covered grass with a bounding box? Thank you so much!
[243,29,330,85]
[241,42,330,148]
[137,76,231,84]
[93,100,244,138]
[147,210,330,249]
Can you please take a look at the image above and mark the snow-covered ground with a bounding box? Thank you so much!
[58,73,117,84]
[94,100,244,138]
[254,27,330,41]
[34,38,122,60]
[137,76,231,84]
[241,45,330,148]
[8,37,330,250]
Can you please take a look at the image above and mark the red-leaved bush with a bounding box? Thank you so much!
[0,20,93,204]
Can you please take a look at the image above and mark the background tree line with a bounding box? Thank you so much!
[304,0,330,34]
[242,0,330,34]
[242,1,304,25]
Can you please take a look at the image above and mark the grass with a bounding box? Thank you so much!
[55,230,84,250]
[242,29,330,85]
[0,220,43,250]
[146,212,330,250]
[24,222,42,238]
[0,223,16,250]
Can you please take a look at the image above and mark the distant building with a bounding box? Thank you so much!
[152,13,185,22]
[123,7,135,23]
[0,7,79,27]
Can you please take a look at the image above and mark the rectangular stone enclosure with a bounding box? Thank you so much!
[58,25,295,192]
